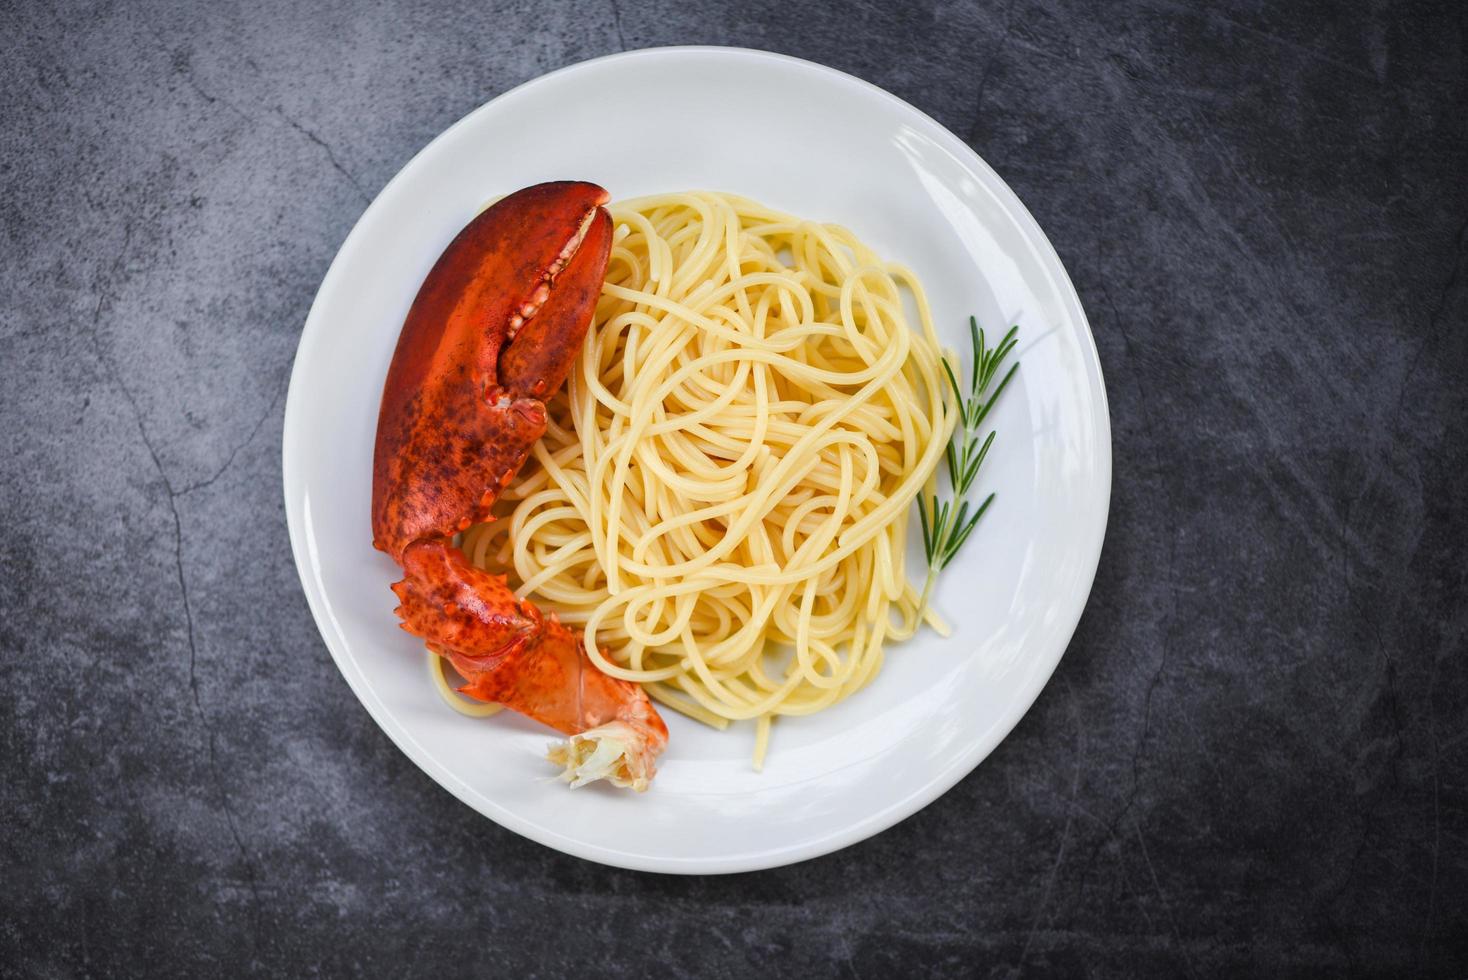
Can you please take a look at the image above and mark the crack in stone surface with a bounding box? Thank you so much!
[84,237,265,947]
[608,0,628,52]
[964,0,1020,147]
[1095,240,1181,831]
[144,24,252,123]
[142,17,367,213]
[175,383,285,498]
[272,106,372,205]
[1014,678,1083,974]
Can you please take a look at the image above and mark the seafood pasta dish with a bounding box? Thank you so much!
[371,182,1018,792]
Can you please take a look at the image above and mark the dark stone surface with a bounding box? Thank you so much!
[3,0,1465,975]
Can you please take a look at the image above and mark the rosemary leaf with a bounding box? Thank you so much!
[916,318,1020,620]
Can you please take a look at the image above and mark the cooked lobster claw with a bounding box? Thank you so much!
[372,181,613,562]
[370,181,667,790]
[395,540,667,791]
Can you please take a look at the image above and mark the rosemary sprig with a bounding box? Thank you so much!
[917,318,1019,620]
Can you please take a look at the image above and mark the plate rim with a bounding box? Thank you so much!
[282,44,1112,874]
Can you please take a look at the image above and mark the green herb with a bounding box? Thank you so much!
[917,318,1019,621]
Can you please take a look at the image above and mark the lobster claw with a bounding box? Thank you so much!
[368,180,667,789]
[371,181,614,562]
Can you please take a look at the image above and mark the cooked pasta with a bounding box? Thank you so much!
[459,191,955,766]
[429,652,504,718]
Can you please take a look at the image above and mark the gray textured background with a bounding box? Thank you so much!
[3,0,1466,976]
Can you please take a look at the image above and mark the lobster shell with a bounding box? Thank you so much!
[371,181,613,562]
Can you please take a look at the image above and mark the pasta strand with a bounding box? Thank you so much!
[466,192,955,762]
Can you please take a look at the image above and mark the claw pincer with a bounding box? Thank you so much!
[371,181,667,790]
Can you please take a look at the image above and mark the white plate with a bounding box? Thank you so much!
[283,47,1110,874]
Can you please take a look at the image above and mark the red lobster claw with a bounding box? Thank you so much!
[371,181,613,562]
[369,181,667,791]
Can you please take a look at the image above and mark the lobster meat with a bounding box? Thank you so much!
[371,181,667,790]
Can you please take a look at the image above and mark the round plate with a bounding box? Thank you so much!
[283,47,1110,874]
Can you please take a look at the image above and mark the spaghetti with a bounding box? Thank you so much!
[459,191,954,766]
